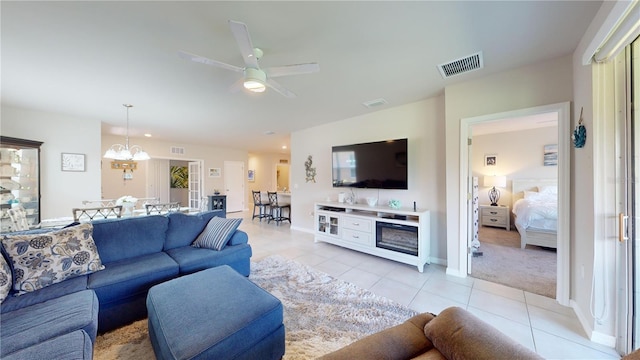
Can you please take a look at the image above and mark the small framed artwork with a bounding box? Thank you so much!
[209,168,221,177]
[544,144,558,166]
[248,169,255,182]
[484,154,497,167]
[61,153,85,172]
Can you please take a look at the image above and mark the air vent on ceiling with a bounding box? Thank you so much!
[279,159,289,164]
[170,146,185,155]
[362,98,388,108]
[438,52,484,78]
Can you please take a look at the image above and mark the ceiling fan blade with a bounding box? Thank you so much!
[266,79,296,98]
[229,78,244,93]
[266,63,320,78]
[229,20,259,69]
[178,51,243,73]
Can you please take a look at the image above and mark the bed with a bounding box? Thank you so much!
[511,179,558,249]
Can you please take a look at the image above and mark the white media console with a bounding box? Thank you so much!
[314,202,430,272]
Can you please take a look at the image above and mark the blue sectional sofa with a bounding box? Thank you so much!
[0,210,251,359]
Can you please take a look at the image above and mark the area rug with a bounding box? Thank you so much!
[94,255,418,359]
[471,242,556,298]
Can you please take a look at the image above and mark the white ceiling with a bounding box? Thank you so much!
[1,1,602,154]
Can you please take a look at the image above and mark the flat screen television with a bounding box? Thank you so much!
[332,138,408,189]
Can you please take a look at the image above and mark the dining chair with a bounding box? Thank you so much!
[267,191,290,225]
[145,202,181,215]
[72,205,123,222]
[252,190,269,221]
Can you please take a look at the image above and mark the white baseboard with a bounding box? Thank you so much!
[570,300,617,348]
[290,225,313,234]
[429,257,447,267]
[446,266,467,278]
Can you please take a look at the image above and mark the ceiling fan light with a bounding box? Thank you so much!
[244,80,266,92]
[244,68,266,92]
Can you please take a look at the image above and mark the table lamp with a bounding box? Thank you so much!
[483,175,507,206]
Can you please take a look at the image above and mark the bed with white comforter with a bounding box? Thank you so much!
[512,180,558,249]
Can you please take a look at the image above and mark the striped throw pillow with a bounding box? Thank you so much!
[192,217,242,251]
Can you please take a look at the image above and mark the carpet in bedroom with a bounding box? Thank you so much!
[94,255,418,359]
[472,226,556,298]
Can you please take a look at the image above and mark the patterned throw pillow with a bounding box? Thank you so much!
[192,217,242,251]
[1,223,105,295]
[0,254,12,302]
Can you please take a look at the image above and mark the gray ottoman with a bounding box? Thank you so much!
[146,265,285,360]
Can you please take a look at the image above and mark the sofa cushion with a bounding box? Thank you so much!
[1,223,104,295]
[164,211,220,250]
[0,253,11,303]
[0,289,98,357]
[92,215,168,263]
[423,307,542,360]
[3,330,93,360]
[228,229,249,246]
[0,275,87,314]
[319,312,437,360]
[166,243,252,276]
[88,252,179,306]
[192,217,242,251]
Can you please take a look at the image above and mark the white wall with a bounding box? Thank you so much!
[444,55,573,276]
[472,126,558,206]
[570,0,619,344]
[101,134,248,205]
[1,105,102,218]
[247,152,291,206]
[291,96,447,263]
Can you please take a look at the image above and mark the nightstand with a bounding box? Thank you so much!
[479,205,510,230]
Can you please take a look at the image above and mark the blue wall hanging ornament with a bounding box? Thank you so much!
[573,107,587,148]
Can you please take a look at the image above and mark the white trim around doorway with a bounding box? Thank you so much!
[458,101,570,306]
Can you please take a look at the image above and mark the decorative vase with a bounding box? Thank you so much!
[122,202,135,217]
[388,199,401,210]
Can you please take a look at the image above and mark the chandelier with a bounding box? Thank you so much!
[103,104,150,161]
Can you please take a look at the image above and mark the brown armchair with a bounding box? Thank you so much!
[320,307,542,360]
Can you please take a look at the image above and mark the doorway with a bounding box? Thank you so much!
[224,161,245,212]
[276,163,290,191]
[469,117,558,298]
[459,102,570,305]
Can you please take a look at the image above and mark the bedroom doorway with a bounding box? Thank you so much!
[460,102,570,305]
[469,122,558,299]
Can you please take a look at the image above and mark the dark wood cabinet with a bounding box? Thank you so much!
[208,195,227,217]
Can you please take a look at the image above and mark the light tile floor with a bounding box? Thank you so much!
[232,211,621,359]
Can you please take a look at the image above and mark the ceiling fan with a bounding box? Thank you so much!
[179,20,319,98]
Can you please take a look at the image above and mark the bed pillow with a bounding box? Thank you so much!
[538,185,557,195]
[523,190,538,199]
[192,217,242,251]
[0,254,12,303]
[1,223,105,295]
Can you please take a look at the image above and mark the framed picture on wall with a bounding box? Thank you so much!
[209,168,221,177]
[248,169,255,182]
[61,153,85,172]
[484,154,497,167]
[544,144,558,166]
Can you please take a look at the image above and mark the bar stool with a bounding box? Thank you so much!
[252,190,270,221]
[267,191,290,225]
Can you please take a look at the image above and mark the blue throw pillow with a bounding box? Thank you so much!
[192,217,242,251]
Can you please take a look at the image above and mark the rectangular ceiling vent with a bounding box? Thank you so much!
[362,98,388,108]
[170,146,185,155]
[438,52,484,79]
[279,159,289,164]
